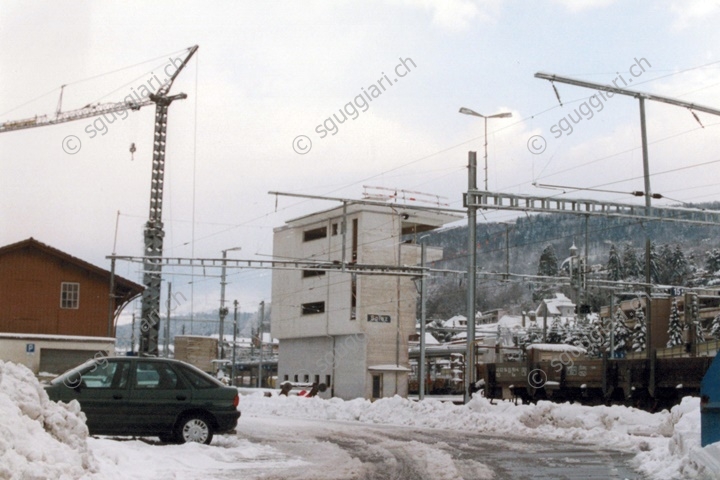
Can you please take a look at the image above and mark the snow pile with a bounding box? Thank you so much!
[0,360,96,479]
[632,397,720,479]
[242,393,660,448]
[241,392,720,479]
[88,435,307,479]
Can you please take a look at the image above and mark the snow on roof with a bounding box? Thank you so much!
[536,293,576,316]
[211,333,279,345]
[442,315,466,328]
[451,331,466,341]
[475,316,525,334]
[422,332,440,345]
[0,333,115,343]
[497,315,524,327]
[526,343,587,354]
[367,364,412,372]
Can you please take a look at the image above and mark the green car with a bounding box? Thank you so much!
[45,357,240,444]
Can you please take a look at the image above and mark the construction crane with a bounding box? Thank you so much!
[1,45,199,356]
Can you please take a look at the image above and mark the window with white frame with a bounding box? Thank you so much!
[61,282,80,309]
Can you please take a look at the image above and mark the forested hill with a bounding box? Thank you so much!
[416,202,720,319]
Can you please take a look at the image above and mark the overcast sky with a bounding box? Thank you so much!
[1,0,719,319]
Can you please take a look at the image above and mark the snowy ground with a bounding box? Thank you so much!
[2,360,720,479]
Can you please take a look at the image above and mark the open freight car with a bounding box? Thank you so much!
[477,343,715,411]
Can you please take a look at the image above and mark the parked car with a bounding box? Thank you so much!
[45,357,240,444]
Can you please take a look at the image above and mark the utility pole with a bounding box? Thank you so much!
[232,300,238,387]
[584,215,589,311]
[465,151,478,403]
[501,221,514,280]
[165,282,172,357]
[108,211,121,337]
[639,96,653,360]
[219,247,241,359]
[258,301,265,389]
[419,242,427,400]
[131,313,136,355]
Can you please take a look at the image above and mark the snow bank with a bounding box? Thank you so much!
[632,397,720,479]
[0,360,96,479]
[242,393,660,448]
[241,392,720,479]
[88,435,307,479]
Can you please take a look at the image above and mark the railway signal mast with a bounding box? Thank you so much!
[0,45,199,356]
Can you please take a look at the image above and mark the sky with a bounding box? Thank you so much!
[1,0,719,320]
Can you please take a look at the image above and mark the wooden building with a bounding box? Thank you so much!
[0,238,142,338]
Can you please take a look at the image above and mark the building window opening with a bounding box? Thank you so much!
[302,268,326,278]
[351,219,358,262]
[301,301,325,315]
[350,273,357,320]
[372,374,383,399]
[332,223,339,235]
[60,282,80,309]
[303,226,327,242]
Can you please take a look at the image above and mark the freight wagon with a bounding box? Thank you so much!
[477,342,718,411]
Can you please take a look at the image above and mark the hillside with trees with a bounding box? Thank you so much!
[417,203,720,320]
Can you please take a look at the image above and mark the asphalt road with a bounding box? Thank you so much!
[234,415,647,480]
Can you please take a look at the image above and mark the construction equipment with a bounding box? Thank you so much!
[0,45,199,356]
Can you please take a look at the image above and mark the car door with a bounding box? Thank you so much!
[125,360,192,435]
[58,358,131,435]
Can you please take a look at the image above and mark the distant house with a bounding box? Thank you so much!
[535,293,576,322]
[0,238,143,374]
[442,315,467,330]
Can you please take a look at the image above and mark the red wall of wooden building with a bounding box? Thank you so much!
[0,248,112,337]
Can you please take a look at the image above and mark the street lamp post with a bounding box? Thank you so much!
[219,247,242,359]
[459,107,512,191]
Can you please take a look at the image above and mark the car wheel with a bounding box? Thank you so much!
[176,415,213,445]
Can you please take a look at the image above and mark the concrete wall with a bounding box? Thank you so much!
[0,333,115,375]
[272,213,362,340]
[333,334,368,399]
[276,334,367,399]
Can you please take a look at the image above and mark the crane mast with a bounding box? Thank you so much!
[0,45,199,356]
[139,46,198,356]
